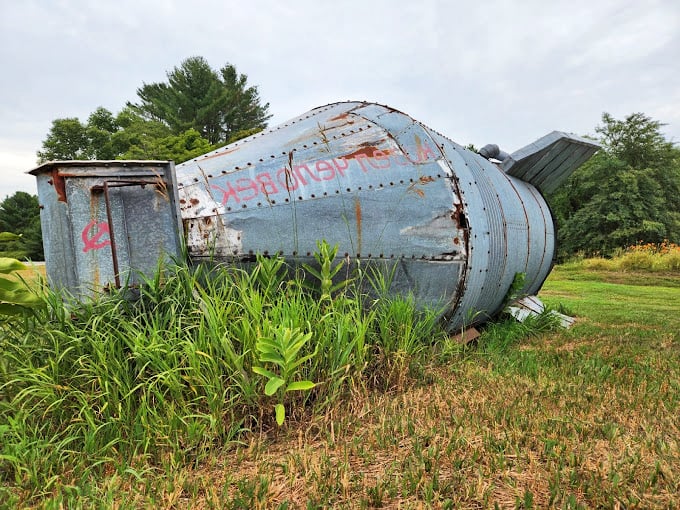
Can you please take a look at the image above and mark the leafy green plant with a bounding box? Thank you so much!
[252,325,317,425]
[0,255,44,316]
[249,253,287,298]
[302,240,351,302]
[501,272,527,312]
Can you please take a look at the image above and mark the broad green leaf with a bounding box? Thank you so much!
[0,258,27,274]
[0,232,21,242]
[252,366,277,379]
[0,288,43,307]
[259,353,285,366]
[256,337,284,351]
[289,350,318,370]
[285,380,316,392]
[264,377,285,396]
[256,337,281,349]
[0,303,28,316]
[301,264,322,280]
[0,277,23,292]
[275,403,285,426]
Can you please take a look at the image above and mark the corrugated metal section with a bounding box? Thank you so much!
[29,161,182,299]
[502,131,600,195]
[424,129,557,327]
[176,101,587,330]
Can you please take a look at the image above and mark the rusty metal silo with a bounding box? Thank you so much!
[175,101,598,330]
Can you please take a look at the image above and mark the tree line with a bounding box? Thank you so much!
[2,56,679,261]
[1,56,270,261]
[37,56,271,163]
[548,112,680,259]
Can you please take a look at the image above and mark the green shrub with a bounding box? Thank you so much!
[582,257,616,271]
[655,251,680,271]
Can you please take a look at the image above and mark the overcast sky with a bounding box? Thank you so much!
[1,0,679,199]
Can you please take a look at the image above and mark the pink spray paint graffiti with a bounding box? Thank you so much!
[82,219,111,252]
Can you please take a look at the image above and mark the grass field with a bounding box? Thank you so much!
[1,261,679,509]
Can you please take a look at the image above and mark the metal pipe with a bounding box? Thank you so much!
[101,181,121,289]
[479,143,510,162]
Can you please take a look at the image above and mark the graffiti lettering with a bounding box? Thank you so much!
[294,163,319,183]
[276,167,299,191]
[333,157,349,176]
[211,181,240,204]
[255,172,278,195]
[82,219,111,252]
[210,141,436,206]
[415,136,436,162]
[315,160,336,180]
[235,177,258,201]
[371,149,391,169]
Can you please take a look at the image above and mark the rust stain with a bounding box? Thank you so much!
[419,176,435,184]
[451,327,480,345]
[407,182,425,198]
[342,146,391,161]
[51,169,67,202]
[358,138,388,148]
[354,197,362,254]
[189,198,200,206]
[330,112,349,121]
[89,187,98,219]
[451,203,468,230]
[415,134,423,156]
[93,264,100,290]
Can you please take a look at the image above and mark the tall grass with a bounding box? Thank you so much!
[0,248,450,503]
[565,240,680,272]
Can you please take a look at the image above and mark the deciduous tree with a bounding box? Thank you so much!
[38,107,216,165]
[549,112,680,258]
[0,192,43,260]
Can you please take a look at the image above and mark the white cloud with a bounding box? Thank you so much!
[0,144,38,199]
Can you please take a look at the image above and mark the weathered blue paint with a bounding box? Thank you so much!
[176,102,599,330]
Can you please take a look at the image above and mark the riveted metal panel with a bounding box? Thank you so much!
[175,101,595,331]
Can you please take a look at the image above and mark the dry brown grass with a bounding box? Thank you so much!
[100,346,677,509]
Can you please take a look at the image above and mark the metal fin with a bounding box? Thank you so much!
[502,131,600,195]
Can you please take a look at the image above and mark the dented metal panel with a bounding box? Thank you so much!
[29,161,182,299]
[175,101,595,330]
